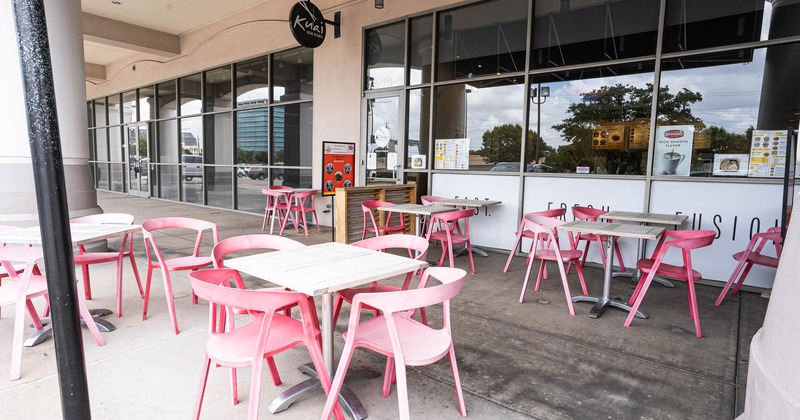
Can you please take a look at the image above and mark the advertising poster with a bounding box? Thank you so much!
[434,138,469,170]
[321,142,355,196]
[748,130,787,178]
[712,154,749,176]
[653,125,694,176]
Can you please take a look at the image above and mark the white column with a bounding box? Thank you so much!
[739,192,800,418]
[0,0,99,225]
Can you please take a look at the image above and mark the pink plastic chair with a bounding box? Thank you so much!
[71,213,142,317]
[282,190,321,236]
[715,226,783,306]
[190,269,343,420]
[320,266,467,420]
[503,207,567,273]
[332,234,429,328]
[362,200,406,239]
[427,208,476,274]
[571,206,626,273]
[420,195,448,239]
[141,217,219,334]
[625,230,716,338]
[518,215,588,315]
[261,188,292,234]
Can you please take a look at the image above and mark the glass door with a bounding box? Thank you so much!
[127,123,150,197]
[364,92,405,185]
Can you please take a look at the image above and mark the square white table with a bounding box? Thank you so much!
[376,203,453,236]
[559,220,665,319]
[225,241,427,419]
[435,198,502,257]
[0,223,141,345]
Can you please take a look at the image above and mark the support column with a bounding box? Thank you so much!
[0,0,100,226]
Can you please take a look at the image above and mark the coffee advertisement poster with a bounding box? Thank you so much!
[653,125,694,176]
[748,130,787,178]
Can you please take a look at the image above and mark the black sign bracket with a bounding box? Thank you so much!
[324,11,341,39]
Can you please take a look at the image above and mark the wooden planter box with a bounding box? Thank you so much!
[333,184,417,243]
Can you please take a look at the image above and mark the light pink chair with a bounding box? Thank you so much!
[420,195,448,239]
[141,217,219,334]
[362,200,406,239]
[503,207,567,273]
[261,188,292,234]
[427,208,476,274]
[625,230,716,338]
[332,234,429,328]
[715,227,782,306]
[571,206,626,273]
[190,269,343,420]
[320,266,467,420]
[71,213,142,317]
[518,215,588,315]
[282,190,320,236]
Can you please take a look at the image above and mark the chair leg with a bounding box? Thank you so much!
[266,356,282,386]
[115,258,124,317]
[625,268,660,328]
[142,265,154,320]
[382,357,395,398]
[320,338,356,420]
[556,261,576,316]
[519,256,536,303]
[127,251,144,298]
[393,361,411,420]
[534,260,546,291]
[160,270,180,334]
[301,210,309,236]
[614,243,626,272]
[77,294,106,346]
[575,261,588,296]
[448,346,468,417]
[82,264,92,300]
[10,297,28,380]
[246,358,265,420]
[230,366,239,405]
[503,232,523,273]
[731,263,755,296]
[465,241,475,275]
[687,278,702,338]
[332,294,345,328]
[193,357,212,420]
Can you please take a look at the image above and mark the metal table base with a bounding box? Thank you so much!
[25,308,115,347]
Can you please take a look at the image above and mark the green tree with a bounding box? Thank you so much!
[476,124,554,165]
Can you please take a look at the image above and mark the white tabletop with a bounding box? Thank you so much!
[436,199,502,208]
[377,204,454,216]
[599,211,688,226]
[559,220,664,241]
[0,223,140,246]
[225,242,428,296]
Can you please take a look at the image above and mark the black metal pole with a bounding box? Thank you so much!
[11,1,92,418]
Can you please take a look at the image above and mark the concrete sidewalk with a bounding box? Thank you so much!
[0,191,766,419]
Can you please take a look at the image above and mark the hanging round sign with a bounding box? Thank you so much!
[289,1,326,48]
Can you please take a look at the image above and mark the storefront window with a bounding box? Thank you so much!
[273,48,313,103]
[122,90,136,123]
[662,0,768,53]
[180,73,202,116]
[236,57,269,107]
[434,80,525,171]
[204,66,232,112]
[204,113,232,165]
[158,119,178,163]
[236,109,268,165]
[272,103,313,169]
[157,80,177,119]
[95,128,108,161]
[94,98,106,127]
[366,21,405,90]
[107,94,121,126]
[437,0,527,82]
[409,15,432,86]
[138,87,154,121]
[532,0,659,70]
[406,88,430,169]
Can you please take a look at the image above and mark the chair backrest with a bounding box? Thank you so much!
[213,234,304,268]
[0,246,43,284]
[752,226,783,256]
[291,190,316,207]
[572,206,606,221]
[651,230,716,262]
[421,195,447,206]
[525,207,566,219]
[362,200,404,229]
[521,214,573,247]
[351,234,429,261]
[261,188,291,206]
[141,217,219,260]
[269,185,292,190]
[71,213,135,225]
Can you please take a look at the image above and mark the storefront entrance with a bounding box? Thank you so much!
[363,91,405,185]
[126,123,150,197]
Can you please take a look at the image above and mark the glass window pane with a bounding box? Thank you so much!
[109,126,123,162]
[273,47,313,103]
[278,168,312,188]
[406,88,430,168]
[156,165,179,201]
[110,163,125,192]
[95,128,108,161]
[181,116,203,156]
[236,109,269,165]
[529,62,656,175]
[236,57,269,107]
[366,22,405,90]
[663,0,769,53]
[410,15,433,86]
[180,73,202,115]
[204,66,232,112]
[95,163,109,190]
[532,0,659,70]
[122,90,136,123]
[273,103,313,166]
[94,98,107,127]
[437,0,528,82]
[138,87,155,121]
[203,113,232,165]
[107,94,121,125]
[435,80,525,171]
[236,173,265,213]
[157,80,177,118]
[87,101,94,128]
[206,167,233,209]
[181,163,203,204]
[158,119,178,163]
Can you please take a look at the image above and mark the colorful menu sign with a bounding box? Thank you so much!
[434,138,469,170]
[321,142,355,196]
[653,125,694,176]
[748,130,788,178]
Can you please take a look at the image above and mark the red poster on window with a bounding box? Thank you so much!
[321,142,356,196]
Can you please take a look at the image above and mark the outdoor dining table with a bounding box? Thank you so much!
[558,220,665,319]
[599,211,689,287]
[0,222,141,345]
[376,203,453,237]
[224,241,427,420]
[435,198,502,257]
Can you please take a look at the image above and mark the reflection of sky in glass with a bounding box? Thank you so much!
[181,100,201,116]
[408,90,422,140]
[368,67,404,89]
[138,98,150,121]
[371,97,399,140]
[237,87,268,103]
[466,84,524,150]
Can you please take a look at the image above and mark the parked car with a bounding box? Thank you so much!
[237,165,251,178]
[489,162,555,173]
[181,154,203,181]
[247,168,284,181]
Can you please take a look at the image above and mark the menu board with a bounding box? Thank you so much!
[434,138,469,170]
[748,130,788,178]
[321,142,355,196]
[712,154,749,176]
[653,125,694,176]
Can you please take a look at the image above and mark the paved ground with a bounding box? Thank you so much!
[0,191,767,419]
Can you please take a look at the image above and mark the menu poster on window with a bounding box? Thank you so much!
[434,138,470,170]
[321,142,355,196]
[653,125,694,176]
[748,130,788,178]
[712,154,749,176]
